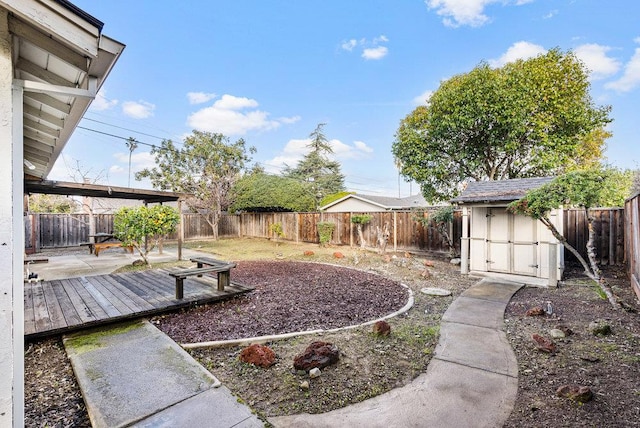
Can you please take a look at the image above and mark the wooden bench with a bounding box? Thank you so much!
[94,242,134,257]
[169,257,236,299]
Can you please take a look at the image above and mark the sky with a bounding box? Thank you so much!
[50,0,640,197]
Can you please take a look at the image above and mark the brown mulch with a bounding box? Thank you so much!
[153,261,408,343]
[23,256,640,427]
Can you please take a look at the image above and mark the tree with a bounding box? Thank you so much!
[136,131,254,239]
[350,214,372,248]
[392,48,612,202]
[28,194,78,213]
[229,171,316,212]
[507,168,632,308]
[284,123,345,210]
[113,205,180,266]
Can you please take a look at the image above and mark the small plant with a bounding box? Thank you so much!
[269,222,285,244]
[317,221,336,247]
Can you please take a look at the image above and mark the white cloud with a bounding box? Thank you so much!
[266,137,373,172]
[109,165,124,174]
[341,39,358,51]
[187,92,217,104]
[187,94,293,135]
[353,140,374,154]
[341,35,389,61]
[413,89,434,105]
[489,41,546,67]
[278,115,302,124]
[426,0,530,28]
[90,88,118,111]
[122,100,155,119]
[605,43,640,92]
[362,46,389,60]
[574,44,621,80]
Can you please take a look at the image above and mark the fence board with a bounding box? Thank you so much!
[625,194,640,300]
[26,207,626,266]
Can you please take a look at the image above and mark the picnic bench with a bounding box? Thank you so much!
[168,257,237,299]
[80,233,133,256]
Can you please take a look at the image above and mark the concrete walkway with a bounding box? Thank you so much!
[64,319,264,428]
[269,278,523,428]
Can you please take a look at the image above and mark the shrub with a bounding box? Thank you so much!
[317,222,335,246]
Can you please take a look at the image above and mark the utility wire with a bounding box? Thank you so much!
[82,117,167,140]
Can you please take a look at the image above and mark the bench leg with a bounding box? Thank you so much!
[217,271,230,291]
[196,262,203,277]
[175,278,184,299]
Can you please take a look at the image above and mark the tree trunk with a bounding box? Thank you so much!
[540,214,619,309]
[356,224,366,248]
[585,209,619,308]
[376,222,390,254]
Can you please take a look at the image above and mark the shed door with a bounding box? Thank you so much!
[486,208,537,276]
[512,214,537,276]
[487,209,510,272]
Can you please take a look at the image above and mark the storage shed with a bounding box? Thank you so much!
[451,177,564,287]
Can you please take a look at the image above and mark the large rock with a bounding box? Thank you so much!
[556,384,593,403]
[531,333,556,353]
[239,344,276,368]
[372,320,391,336]
[293,341,339,371]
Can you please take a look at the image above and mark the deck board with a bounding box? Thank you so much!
[24,270,254,339]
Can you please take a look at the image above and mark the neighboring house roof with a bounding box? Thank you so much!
[321,193,429,211]
[451,177,555,204]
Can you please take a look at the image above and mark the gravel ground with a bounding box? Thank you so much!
[23,244,639,427]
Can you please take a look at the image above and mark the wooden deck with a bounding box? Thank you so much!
[24,269,254,339]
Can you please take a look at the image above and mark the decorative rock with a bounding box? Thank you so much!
[293,341,340,371]
[132,259,145,267]
[333,252,345,259]
[526,306,546,317]
[531,333,557,353]
[309,368,321,378]
[303,250,314,256]
[450,258,461,265]
[300,380,310,390]
[372,320,391,336]
[423,260,435,267]
[589,320,612,336]
[239,344,276,368]
[556,384,593,403]
[555,325,573,336]
[421,268,431,279]
[549,329,566,339]
[420,287,452,297]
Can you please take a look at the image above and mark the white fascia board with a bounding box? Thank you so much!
[1,0,100,57]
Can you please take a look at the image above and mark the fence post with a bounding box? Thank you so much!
[393,211,397,252]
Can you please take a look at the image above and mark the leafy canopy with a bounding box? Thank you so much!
[284,123,345,209]
[136,130,254,238]
[113,205,180,265]
[392,48,612,202]
[229,171,316,212]
[508,167,632,219]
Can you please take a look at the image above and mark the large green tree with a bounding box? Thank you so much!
[229,171,316,212]
[393,48,612,202]
[136,130,254,239]
[508,167,632,308]
[284,123,345,210]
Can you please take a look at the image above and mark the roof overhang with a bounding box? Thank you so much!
[2,0,125,179]
[25,179,187,204]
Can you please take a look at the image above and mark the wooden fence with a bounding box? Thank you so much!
[25,208,623,264]
[625,194,640,300]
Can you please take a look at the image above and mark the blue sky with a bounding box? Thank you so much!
[51,0,640,197]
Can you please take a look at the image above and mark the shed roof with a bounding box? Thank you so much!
[451,177,555,204]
